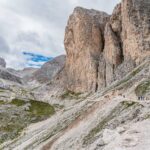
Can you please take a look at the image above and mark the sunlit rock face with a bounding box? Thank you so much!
[64,7,109,93]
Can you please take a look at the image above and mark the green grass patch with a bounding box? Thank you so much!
[135,80,150,96]
[0,100,5,105]
[0,99,55,144]
[60,90,82,100]
[10,99,55,119]
[28,100,55,122]
[10,99,27,106]
[121,101,138,108]
[0,124,23,133]
[11,99,55,121]
[131,67,141,76]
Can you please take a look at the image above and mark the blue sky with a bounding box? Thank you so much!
[0,0,120,69]
[23,52,53,67]
[23,52,52,63]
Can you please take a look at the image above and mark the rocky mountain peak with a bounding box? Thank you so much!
[0,57,6,68]
[64,7,109,93]
[30,55,66,83]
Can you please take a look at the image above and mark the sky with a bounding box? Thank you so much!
[0,0,120,69]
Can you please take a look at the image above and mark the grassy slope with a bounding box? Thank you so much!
[0,99,55,144]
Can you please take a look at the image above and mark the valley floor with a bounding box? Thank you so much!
[1,94,150,150]
[0,60,150,150]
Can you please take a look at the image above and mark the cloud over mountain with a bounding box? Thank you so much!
[0,0,120,69]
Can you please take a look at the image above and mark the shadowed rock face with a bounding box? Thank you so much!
[64,0,150,93]
[0,67,22,84]
[121,0,150,62]
[0,55,66,87]
[105,0,150,86]
[32,55,66,83]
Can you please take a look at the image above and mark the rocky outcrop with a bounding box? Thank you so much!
[64,7,109,93]
[64,0,150,93]
[0,58,22,84]
[7,67,38,80]
[0,67,22,84]
[104,0,150,85]
[19,68,38,78]
[121,0,150,63]
[31,55,66,83]
[0,57,6,68]
[104,23,123,85]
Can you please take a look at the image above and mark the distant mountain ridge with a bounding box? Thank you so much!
[0,55,66,86]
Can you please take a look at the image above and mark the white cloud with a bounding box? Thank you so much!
[0,0,121,69]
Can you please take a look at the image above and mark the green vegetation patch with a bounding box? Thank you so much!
[10,99,27,106]
[60,90,82,100]
[0,99,55,144]
[0,89,4,93]
[0,100,6,105]
[28,100,55,122]
[131,67,141,76]
[135,80,150,96]
[121,101,138,108]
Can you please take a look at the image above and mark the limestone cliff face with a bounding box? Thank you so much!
[104,0,150,85]
[64,7,109,93]
[121,0,150,63]
[64,0,150,93]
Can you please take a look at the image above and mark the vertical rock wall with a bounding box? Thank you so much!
[64,7,109,93]
[64,0,150,93]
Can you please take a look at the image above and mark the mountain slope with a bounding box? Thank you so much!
[32,55,66,83]
[1,58,149,150]
[0,0,149,149]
